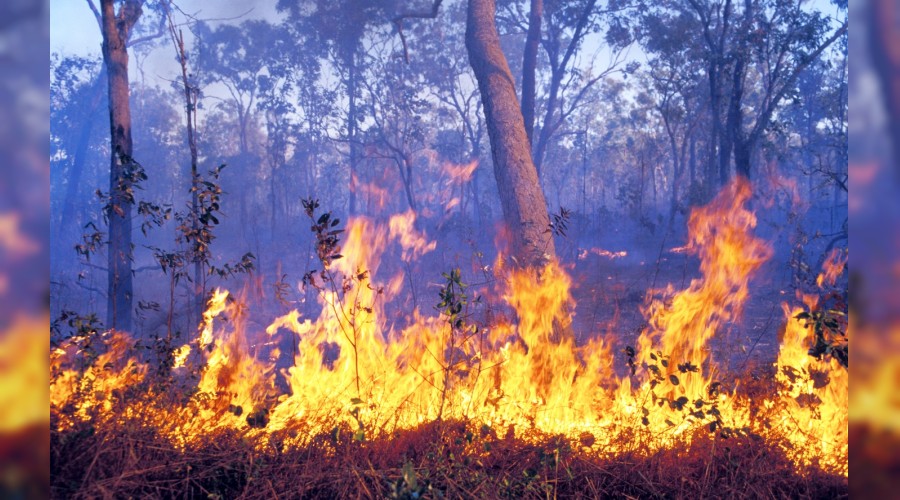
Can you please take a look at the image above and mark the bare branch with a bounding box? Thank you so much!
[85,0,102,31]
[392,0,444,63]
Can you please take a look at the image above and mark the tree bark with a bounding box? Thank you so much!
[100,0,142,332]
[521,0,542,145]
[725,54,746,179]
[466,0,556,269]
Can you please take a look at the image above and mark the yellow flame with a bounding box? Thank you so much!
[389,209,436,262]
[49,179,848,475]
[0,315,49,431]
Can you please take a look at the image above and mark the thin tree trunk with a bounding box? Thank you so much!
[347,48,360,214]
[169,23,203,325]
[725,54,746,179]
[100,0,142,332]
[521,0,542,145]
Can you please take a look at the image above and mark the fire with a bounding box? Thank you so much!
[389,209,437,262]
[1,315,50,431]
[50,328,147,428]
[49,179,848,476]
[817,249,847,288]
[442,159,478,185]
[577,248,627,260]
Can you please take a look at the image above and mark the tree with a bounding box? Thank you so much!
[365,54,432,212]
[638,10,705,220]
[724,0,847,179]
[466,0,556,269]
[278,0,389,215]
[412,2,488,226]
[162,3,204,321]
[194,20,282,236]
[96,0,144,332]
[521,0,542,146]
[506,0,634,176]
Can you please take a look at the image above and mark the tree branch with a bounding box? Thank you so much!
[392,0,444,63]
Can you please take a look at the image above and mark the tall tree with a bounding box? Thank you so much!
[466,0,556,268]
[163,3,203,321]
[724,0,847,179]
[194,20,278,236]
[412,1,488,225]
[52,56,106,246]
[278,0,388,215]
[96,0,143,331]
[519,0,634,176]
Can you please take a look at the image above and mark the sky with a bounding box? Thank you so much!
[50,0,280,58]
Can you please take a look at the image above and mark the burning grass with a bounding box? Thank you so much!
[50,180,848,497]
[52,416,846,498]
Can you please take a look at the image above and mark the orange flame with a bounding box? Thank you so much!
[49,179,848,475]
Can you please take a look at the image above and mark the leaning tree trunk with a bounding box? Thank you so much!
[467,0,573,348]
[100,0,141,332]
[465,0,556,269]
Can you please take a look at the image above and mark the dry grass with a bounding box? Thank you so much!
[51,409,847,499]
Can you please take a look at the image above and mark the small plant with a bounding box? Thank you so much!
[795,300,848,368]
[547,206,572,238]
[434,268,483,420]
[623,346,742,438]
[300,197,382,433]
[149,163,255,342]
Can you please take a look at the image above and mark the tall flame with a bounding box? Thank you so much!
[49,179,848,475]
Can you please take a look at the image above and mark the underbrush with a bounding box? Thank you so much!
[51,406,846,499]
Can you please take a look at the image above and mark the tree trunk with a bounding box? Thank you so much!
[689,131,696,190]
[399,153,418,211]
[521,0,542,145]
[466,0,556,269]
[347,48,360,214]
[668,129,680,223]
[170,22,203,325]
[100,0,142,332]
[725,54,746,179]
